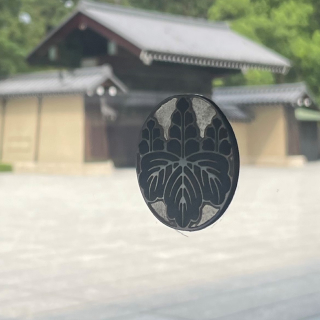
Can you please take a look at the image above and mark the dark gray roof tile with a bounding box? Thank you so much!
[0,65,127,98]
[213,82,316,107]
[29,0,290,73]
[78,1,290,73]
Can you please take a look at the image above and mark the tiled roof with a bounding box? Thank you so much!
[0,66,127,98]
[28,0,291,73]
[213,82,316,107]
[213,82,317,122]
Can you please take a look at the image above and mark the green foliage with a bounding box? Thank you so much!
[244,70,274,86]
[212,78,224,87]
[0,0,75,76]
[209,0,320,98]
[0,0,26,75]
[124,0,214,18]
[94,0,214,18]
[0,162,13,172]
[209,0,252,21]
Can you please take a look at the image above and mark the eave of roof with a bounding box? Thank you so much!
[27,0,291,74]
[0,65,127,98]
[213,82,317,108]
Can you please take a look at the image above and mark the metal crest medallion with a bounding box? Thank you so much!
[136,95,239,231]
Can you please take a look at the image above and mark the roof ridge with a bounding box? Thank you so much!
[78,0,229,30]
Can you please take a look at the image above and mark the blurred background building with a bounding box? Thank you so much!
[0,0,319,172]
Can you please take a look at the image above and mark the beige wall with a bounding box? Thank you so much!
[38,95,84,163]
[231,106,290,165]
[2,97,38,162]
[0,96,295,168]
[247,105,287,164]
[230,122,248,164]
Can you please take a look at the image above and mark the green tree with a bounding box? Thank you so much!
[0,0,75,76]
[209,0,320,98]
[123,0,214,18]
[0,0,26,75]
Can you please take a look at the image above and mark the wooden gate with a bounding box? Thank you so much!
[106,124,140,167]
[299,121,320,161]
[84,96,109,162]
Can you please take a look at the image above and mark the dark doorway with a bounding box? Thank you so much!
[106,124,141,167]
[299,121,320,161]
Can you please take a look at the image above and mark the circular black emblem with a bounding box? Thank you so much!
[136,95,239,231]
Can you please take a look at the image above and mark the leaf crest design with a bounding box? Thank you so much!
[138,97,235,229]
[164,164,202,228]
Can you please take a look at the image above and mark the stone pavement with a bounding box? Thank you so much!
[0,164,319,320]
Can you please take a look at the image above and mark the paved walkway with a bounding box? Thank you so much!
[0,164,319,320]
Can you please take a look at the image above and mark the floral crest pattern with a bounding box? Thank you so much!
[137,96,239,231]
